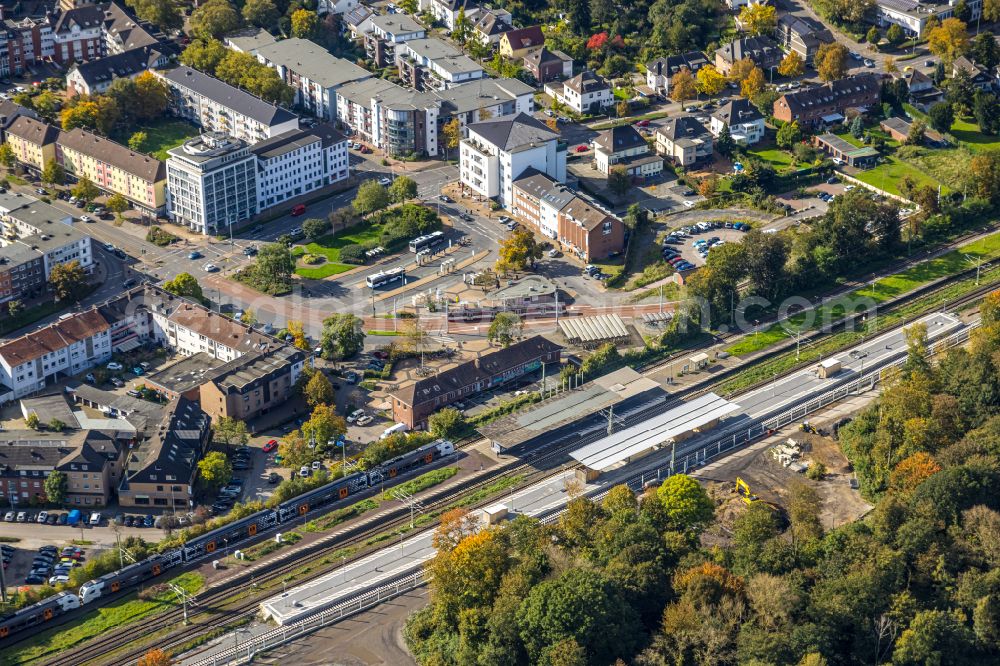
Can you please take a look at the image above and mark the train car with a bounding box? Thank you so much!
[181,510,278,562]
[276,471,369,523]
[79,551,182,604]
[370,439,455,482]
[0,592,80,639]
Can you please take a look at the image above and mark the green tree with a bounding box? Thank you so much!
[487,311,523,347]
[0,142,15,169]
[776,120,802,149]
[134,72,170,121]
[49,260,88,301]
[850,115,864,139]
[717,123,735,157]
[866,26,880,45]
[388,176,417,203]
[656,474,715,532]
[253,242,295,289]
[190,0,242,40]
[607,165,631,197]
[302,217,329,239]
[197,451,233,490]
[41,161,65,186]
[352,180,390,216]
[442,117,461,160]
[163,272,205,302]
[815,42,849,82]
[518,568,642,664]
[214,416,249,446]
[887,22,906,45]
[7,299,22,317]
[126,0,183,30]
[128,131,148,153]
[320,313,365,360]
[242,0,278,26]
[928,101,955,133]
[304,370,335,408]
[428,407,465,439]
[495,227,542,274]
[301,404,346,450]
[180,38,229,74]
[25,412,40,429]
[44,470,68,504]
[892,609,974,664]
[290,8,319,38]
[106,193,129,222]
[49,418,65,431]
[973,30,1000,70]
[71,176,100,204]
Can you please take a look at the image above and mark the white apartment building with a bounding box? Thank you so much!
[251,124,349,210]
[418,0,481,31]
[544,71,612,115]
[252,38,372,121]
[0,193,93,277]
[874,0,980,36]
[0,309,112,400]
[165,133,258,235]
[157,67,300,144]
[396,38,485,90]
[592,125,663,179]
[709,98,765,145]
[368,13,426,42]
[460,112,566,208]
[336,78,441,157]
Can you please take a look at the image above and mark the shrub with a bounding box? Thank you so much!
[146,226,179,247]
[806,462,827,480]
[302,253,325,265]
[339,243,367,264]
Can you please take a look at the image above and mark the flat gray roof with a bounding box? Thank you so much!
[254,38,373,89]
[144,352,225,394]
[487,275,556,301]
[571,392,740,472]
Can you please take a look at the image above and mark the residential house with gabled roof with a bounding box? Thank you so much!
[523,46,573,83]
[776,14,833,64]
[499,25,544,60]
[953,55,992,90]
[4,115,58,172]
[710,98,765,145]
[420,0,482,31]
[593,124,663,178]
[65,44,172,96]
[472,8,513,46]
[645,51,709,97]
[714,35,782,76]
[654,116,713,165]
[892,68,944,111]
[390,336,562,428]
[544,70,612,114]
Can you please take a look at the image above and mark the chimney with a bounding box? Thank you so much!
[656,61,662,76]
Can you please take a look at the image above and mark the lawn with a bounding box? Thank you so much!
[853,154,941,197]
[746,145,794,171]
[949,117,1000,150]
[292,225,382,278]
[136,119,201,161]
[899,145,971,191]
[0,572,203,665]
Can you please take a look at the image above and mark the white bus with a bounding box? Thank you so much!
[365,266,405,288]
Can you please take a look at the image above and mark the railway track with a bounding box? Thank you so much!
[30,242,1000,665]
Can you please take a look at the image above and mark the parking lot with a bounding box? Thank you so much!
[2,541,96,588]
[661,221,752,267]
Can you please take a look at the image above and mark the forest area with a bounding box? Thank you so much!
[405,293,1000,665]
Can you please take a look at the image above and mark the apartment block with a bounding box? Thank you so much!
[165,133,258,235]
[396,37,485,90]
[252,37,372,121]
[4,115,58,172]
[511,170,625,261]
[56,127,167,216]
[0,242,45,302]
[714,35,782,77]
[158,66,300,144]
[772,74,882,129]
[251,123,349,211]
[0,191,93,278]
[199,345,307,422]
[460,112,565,208]
[874,0,980,37]
[544,70,612,114]
[336,77,440,157]
[364,13,425,66]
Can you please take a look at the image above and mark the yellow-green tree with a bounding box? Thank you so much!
[778,50,805,78]
[197,451,232,490]
[741,66,766,98]
[927,17,970,65]
[815,42,849,82]
[696,64,726,96]
[495,227,542,274]
[670,67,697,102]
[728,57,756,85]
[304,370,335,408]
[738,3,777,35]
[290,8,318,38]
[442,117,461,160]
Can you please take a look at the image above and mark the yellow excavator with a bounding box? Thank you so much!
[735,477,789,528]
[736,477,760,505]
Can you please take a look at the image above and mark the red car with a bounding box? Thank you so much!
[263,439,279,453]
[372,350,389,359]
[636,120,650,127]
[291,204,306,216]
[575,145,588,153]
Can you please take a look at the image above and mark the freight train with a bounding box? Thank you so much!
[0,439,455,640]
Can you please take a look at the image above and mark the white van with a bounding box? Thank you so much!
[88,512,101,526]
[379,422,409,440]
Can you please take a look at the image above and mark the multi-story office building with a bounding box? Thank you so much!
[165,133,257,235]
[459,112,565,208]
[251,123,349,210]
[56,127,167,216]
[158,66,300,144]
[252,38,372,121]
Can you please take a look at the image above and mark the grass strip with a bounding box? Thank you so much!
[0,572,202,666]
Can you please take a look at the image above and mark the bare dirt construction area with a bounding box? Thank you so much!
[251,589,425,666]
[696,407,874,547]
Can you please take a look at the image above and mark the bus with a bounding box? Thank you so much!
[365,266,405,289]
[409,230,445,253]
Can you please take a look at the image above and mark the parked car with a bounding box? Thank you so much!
[299,465,311,477]
[291,204,306,216]
[88,512,101,526]
[378,176,392,186]
[188,251,202,259]
[263,439,279,453]
[203,263,219,272]
[268,472,280,484]
[143,515,154,527]
[356,414,374,426]
[107,362,123,371]
[347,409,365,423]
[57,513,68,525]
[16,511,26,522]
